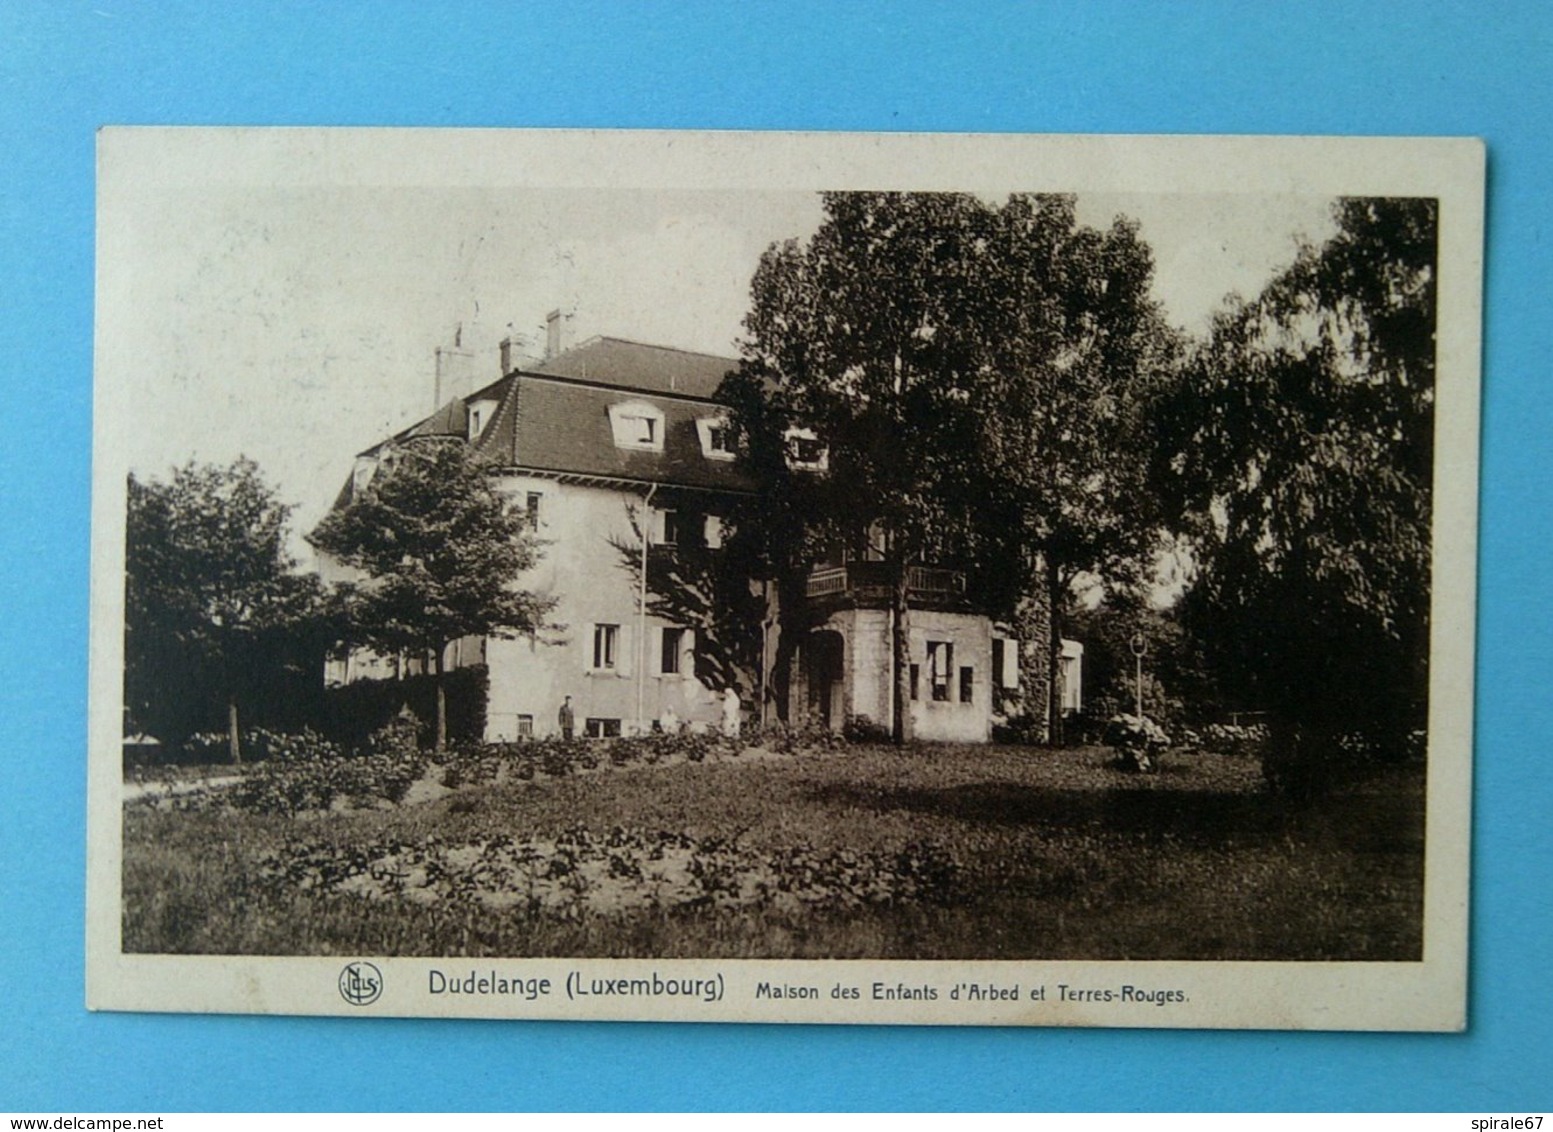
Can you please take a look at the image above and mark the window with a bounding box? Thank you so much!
[525,492,543,529]
[608,401,666,452]
[516,714,534,738]
[585,717,622,739]
[927,640,954,702]
[783,426,828,471]
[993,637,1020,689]
[696,417,737,460]
[704,514,725,549]
[592,624,619,670]
[467,398,498,440]
[910,663,920,701]
[627,414,656,445]
[659,508,683,546]
[959,666,974,704]
[789,435,825,463]
[661,627,685,675]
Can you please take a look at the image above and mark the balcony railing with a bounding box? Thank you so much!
[805,561,967,602]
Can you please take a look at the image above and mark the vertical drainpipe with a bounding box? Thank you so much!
[636,483,658,734]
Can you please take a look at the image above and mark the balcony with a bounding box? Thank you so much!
[805,561,968,608]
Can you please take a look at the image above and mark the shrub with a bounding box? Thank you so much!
[215,726,425,816]
[992,713,1047,746]
[178,731,234,764]
[746,720,848,754]
[841,713,891,744]
[609,728,743,768]
[319,665,488,748]
[1260,723,1328,800]
[440,739,515,788]
[1102,713,1171,774]
[1262,723,1425,799]
[1201,722,1270,757]
[366,713,423,758]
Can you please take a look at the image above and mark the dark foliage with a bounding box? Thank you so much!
[320,666,489,750]
[723,192,1177,741]
[608,500,764,698]
[125,459,329,755]
[1156,198,1437,790]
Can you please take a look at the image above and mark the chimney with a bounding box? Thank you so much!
[433,331,477,408]
[545,308,574,359]
[499,327,541,376]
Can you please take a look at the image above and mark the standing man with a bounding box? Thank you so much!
[558,694,575,740]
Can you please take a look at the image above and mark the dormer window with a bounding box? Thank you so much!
[784,426,829,472]
[467,398,498,440]
[351,455,378,494]
[608,400,666,452]
[696,416,736,461]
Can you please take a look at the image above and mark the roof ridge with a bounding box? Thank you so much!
[511,368,727,405]
[585,334,739,363]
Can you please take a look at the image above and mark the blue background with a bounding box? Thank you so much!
[2,1,1548,1111]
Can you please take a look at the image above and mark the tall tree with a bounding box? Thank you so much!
[970,196,1179,741]
[125,458,324,761]
[727,192,995,742]
[309,438,553,750]
[1157,198,1437,786]
[726,192,1174,743]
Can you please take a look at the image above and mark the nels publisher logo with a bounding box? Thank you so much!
[338,961,383,1006]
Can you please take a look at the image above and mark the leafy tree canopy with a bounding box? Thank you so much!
[1157,198,1437,754]
[723,191,1177,739]
[309,439,553,748]
[126,457,324,756]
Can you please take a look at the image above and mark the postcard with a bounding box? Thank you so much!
[88,128,1482,1028]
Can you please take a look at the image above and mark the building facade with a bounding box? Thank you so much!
[321,322,1080,742]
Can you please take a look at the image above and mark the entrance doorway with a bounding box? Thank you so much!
[804,630,845,730]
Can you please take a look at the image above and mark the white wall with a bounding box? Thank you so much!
[483,475,721,740]
[818,606,995,743]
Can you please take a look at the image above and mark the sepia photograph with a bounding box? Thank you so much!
[88,129,1482,1028]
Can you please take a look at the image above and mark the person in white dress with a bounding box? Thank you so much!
[721,687,741,738]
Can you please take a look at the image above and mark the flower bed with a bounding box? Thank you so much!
[255,825,961,917]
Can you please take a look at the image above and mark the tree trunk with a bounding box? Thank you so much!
[433,646,448,752]
[1046,561,1065,747]
[227,697,242,765]
[892,558,913,746]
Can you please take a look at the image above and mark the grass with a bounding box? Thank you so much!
[122,742,1424,961]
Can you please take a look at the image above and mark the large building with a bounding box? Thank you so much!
[320,316,1078,742]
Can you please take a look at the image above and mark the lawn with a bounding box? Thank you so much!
[122,741,1424,961]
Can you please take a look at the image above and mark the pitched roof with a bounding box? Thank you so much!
[479,374,752,491]
[414,397,468,438]
[334,337,752,503]
[528,336,736,399]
